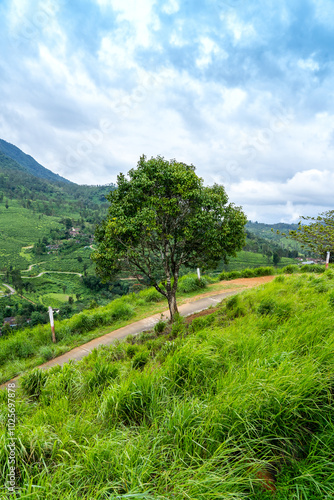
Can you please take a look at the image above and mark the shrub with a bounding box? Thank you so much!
[21,369,48,399]
[227,271,241,280]
[226,295,247,318]
[138,288,163,303]
[282,264,298,274]
[253,266,275,276]
[177,274,208,293]
[154,319,166,334]
[87,362,119,391]
[110,301,135,321]
[126,345,139,358]
[300,264,325,273]
[39,345,55,362]
[189,314,215,333]
[170,313,186,338]
[241,268,256,278]
[257,298,276,316]
[132,351,149,370]
[99,373,163,425]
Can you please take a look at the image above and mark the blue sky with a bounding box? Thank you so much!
[1,0,334,222]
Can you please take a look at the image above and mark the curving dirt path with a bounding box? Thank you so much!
[22,270,83,278]
[0,276,275,389]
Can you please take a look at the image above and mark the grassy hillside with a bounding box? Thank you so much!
[1,272,334,498]
[212,250,297,273]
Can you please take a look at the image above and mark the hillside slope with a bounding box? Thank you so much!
[1,272,334,498]
[0,138,71,183]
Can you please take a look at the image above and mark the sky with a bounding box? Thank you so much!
[0,0,334,223]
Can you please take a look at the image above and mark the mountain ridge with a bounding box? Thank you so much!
[0,138,72,184]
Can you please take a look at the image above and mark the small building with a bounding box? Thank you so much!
[3,317,17,328]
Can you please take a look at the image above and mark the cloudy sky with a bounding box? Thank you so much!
[1,0,334,222]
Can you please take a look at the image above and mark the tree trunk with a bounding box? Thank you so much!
[167,292,178,322]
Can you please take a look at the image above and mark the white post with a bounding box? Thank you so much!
[326,251,330,270]
[48,306,56,343]
[197,268,201,280]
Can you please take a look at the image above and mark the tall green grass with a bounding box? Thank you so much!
[1,273,334,497]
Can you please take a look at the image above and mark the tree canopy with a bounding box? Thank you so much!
[287,210,334,258]
[92,155,247,319]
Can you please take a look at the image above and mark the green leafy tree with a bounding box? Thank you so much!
[286,210,334,259]
[272,251,281,266]
[92,155,247,320]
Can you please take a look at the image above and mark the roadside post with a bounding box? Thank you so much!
[48,306,56,343]
[326,251,330,270]
[197,268,201,280]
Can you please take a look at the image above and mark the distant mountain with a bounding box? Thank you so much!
[246,221,299,242]
[0,138,72,184]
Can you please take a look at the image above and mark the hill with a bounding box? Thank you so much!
[0,138,71,184]
[0,143,118,314]
[1,272,334,497]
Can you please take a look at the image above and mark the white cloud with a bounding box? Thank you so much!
[196,36,224,69]
[162,0,179,15]
[96,0,158,46]
[297,58,320,72]
[228,169,334,207]
[221,12,257,44]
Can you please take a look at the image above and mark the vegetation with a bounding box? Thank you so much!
[0,274,218,383]
[287,210,334,259]
[1,273,334,497]
[93,155,247,319]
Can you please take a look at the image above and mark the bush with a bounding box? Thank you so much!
[227,271,241,280]
[87,362,119,391]
[138,288,163,303]
[21,369,48,399]
[154,319,166,334]
[109,301,135,321]
[241,268,256,278]
[132,351,149,370]
[126,345,139,358]
[282,264,299,274]
[178,274,208,293]
[226,295,247,318]
[39,345,55,362]
[300,264,325,273]
[257,298,276,316]
[253,266,275,276]
[99,373,163,425]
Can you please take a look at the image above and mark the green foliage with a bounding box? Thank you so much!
[154,319,166,334]
[132,350,149,370]
[281,264,299,273]
[20,369,47,399]
[300,264,325,273]
[219,266,275,281]
[93,155,247,318]
[288,210,334,257]
[177,274,209,293]
[137,287,162,303]
[2,275,334,497]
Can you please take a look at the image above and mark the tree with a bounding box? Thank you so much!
[286,210,334,259]
[92,155,247,320]
[272,252,281,266]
